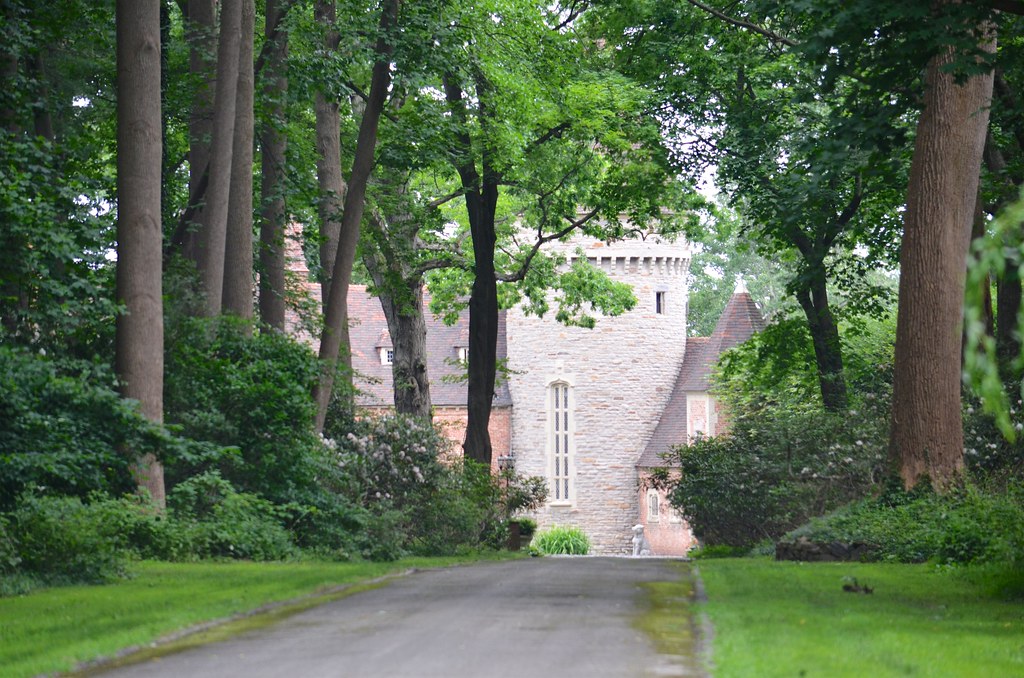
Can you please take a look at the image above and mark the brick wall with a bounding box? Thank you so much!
[638,470,696,556]
[432,405,511,472]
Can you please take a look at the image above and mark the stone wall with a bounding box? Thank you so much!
[508,235,691,554]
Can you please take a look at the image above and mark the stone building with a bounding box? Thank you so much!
[288,233,762,555]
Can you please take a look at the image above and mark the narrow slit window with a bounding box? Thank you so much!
[655,291,667,314]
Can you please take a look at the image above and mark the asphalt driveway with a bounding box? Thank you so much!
[89,557,700,678]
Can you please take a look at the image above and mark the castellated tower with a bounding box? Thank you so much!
[507,233,691,554]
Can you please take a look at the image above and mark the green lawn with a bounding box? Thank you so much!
[0,555,505,678]
[696,558,1024,677]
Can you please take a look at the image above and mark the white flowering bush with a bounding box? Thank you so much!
[668,393,889,547]
[962,398,1024,481]
[320,415,542,558]
[326,415,450,507]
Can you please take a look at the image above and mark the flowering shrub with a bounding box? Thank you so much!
[321,415,546,558]
[325,414,451,507]
[668,394,889,547]
[962,398,1024,481]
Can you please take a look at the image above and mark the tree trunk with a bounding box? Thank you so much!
[443,71,500,467]
[362,215,433,419]
[184,0,216,263]
[116,0,165,506]
[257,0,289,330]
[463,187,499,466]
[795,270,847,411]
[195,0,241,317]
[222,0,255,321]
[889,24,995,491]
[314,0,346,312]
[313,0,399,432]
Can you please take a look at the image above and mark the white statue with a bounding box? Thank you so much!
[631,524,651,557]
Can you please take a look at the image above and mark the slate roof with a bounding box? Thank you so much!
[348,285,512,408]
[637,291,765,468]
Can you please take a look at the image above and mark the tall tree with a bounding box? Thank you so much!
[313,0,400,431]
[598,0,908,411]
[183,0,216,263]
[313,0,347,313]
[195,0,242,316]
[257,0,290,329]
[429,4,691,465]
[116,0,166,505]
[222,0,256,320]
[890,14,995,489]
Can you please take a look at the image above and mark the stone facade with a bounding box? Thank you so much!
[287,226,764,556]
[506,235,692,554]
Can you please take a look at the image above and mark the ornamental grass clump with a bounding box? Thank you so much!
[531,525,590,555]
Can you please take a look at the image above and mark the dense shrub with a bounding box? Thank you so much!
[787,481,1024,567]
[6,494,131,585]
[167,471,296,561]
[320,415,546,558]
[0,346,189,511]
[531,526,591,555]
[164,317,324,503]
[962,399,1024,482]
[669,396,888,547]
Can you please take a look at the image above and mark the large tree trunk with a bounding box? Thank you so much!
[362,212,433,419]
[116,0,165,506]
[184,0,216,263]
[257,0,289,330]
[463,187,499,466]
[889,24,995,491]
[222,0,255,321]
[313,0,399,431]
[195,0,242,316]
[795,270,847,411]
[314,0,346,312]
[443,72,500,466]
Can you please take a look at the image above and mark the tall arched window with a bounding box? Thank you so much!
[550,381,573,503]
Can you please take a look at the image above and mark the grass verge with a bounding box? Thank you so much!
[696,558,1024,677]
[0,554,512,678]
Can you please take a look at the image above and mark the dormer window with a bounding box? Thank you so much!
[380,348,394,365]
[655,291,667,314]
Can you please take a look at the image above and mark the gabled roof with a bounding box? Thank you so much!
[680,290,765,392]
[635,337,708,469]
[637,289,764,468]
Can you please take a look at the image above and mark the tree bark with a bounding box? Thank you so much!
[795,269,847,411]
[363,211,433,419]
[463,191,499,467]
[889,20,995,490]
[195,0,242,316]
[184,0,216,263]
[444,72,499,467]
[222,0,255,321]
[314,0,347,312]
[257,0,289,330]
[116,0,165,506]
[313,0,399,431]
